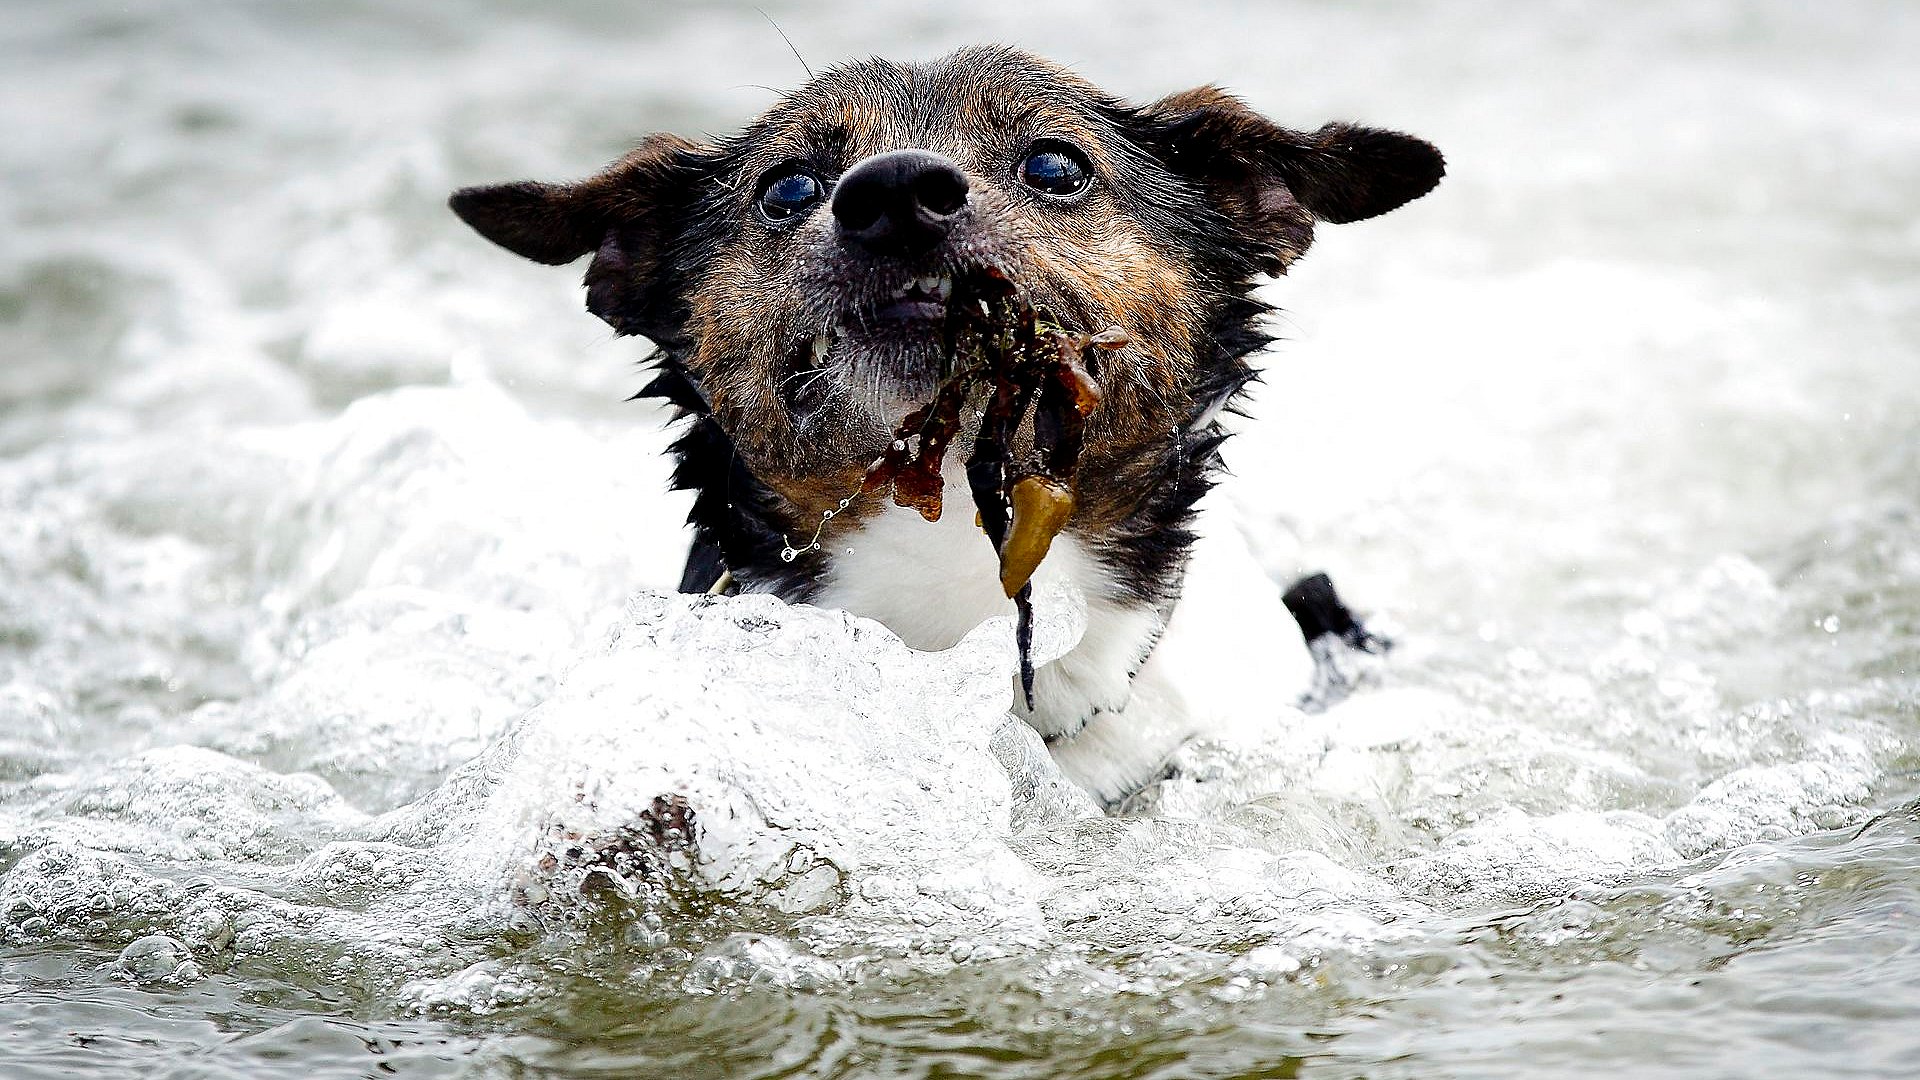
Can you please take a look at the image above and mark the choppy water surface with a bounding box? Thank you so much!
[4,1,1918,1076]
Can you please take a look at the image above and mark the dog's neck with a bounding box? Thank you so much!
[640,289,1272,608]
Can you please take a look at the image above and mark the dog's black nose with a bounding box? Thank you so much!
[831,149,969,257]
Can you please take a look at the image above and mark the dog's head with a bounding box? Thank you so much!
[452,46,1441,520]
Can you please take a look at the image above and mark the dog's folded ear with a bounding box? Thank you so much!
[1132,86,1443,272]
[449,133,719,336]
[448,179,608,266]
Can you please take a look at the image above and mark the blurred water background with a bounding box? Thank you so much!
[3,1,1919,1077]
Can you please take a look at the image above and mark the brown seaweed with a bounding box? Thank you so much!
[860,269,1127,707]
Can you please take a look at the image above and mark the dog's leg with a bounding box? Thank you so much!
[1283,572,1391,712]
[1044,647,1197,810]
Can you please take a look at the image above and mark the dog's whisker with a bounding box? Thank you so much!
[790,366,835,396]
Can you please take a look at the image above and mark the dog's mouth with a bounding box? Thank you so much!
[872,274,955,324]
[782,268,982,421]
[783,261,1069,432]
[837,269,965,340]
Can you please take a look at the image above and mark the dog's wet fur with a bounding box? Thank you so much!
[452,46,1442,805]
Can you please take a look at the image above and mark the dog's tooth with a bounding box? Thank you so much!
[811,334,830,365]
[934,275,952,300]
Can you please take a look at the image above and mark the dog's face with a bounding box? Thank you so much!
[453,46,1441,525]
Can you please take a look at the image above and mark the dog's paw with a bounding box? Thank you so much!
[515,793,698,917]
[1299,631,1390,712]
[1283,572,1392,713]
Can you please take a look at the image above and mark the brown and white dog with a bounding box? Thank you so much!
[451,46,1442,806]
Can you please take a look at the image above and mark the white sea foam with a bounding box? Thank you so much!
[2,510,1898,1010]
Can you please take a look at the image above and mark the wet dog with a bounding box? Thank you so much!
[450,46,1442,805]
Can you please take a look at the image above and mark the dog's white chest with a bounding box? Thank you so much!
[810,486,1164,740]
[812,490,1022,652]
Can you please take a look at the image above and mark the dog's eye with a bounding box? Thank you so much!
[757,168,824,222]
[1018,141,1092,198]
